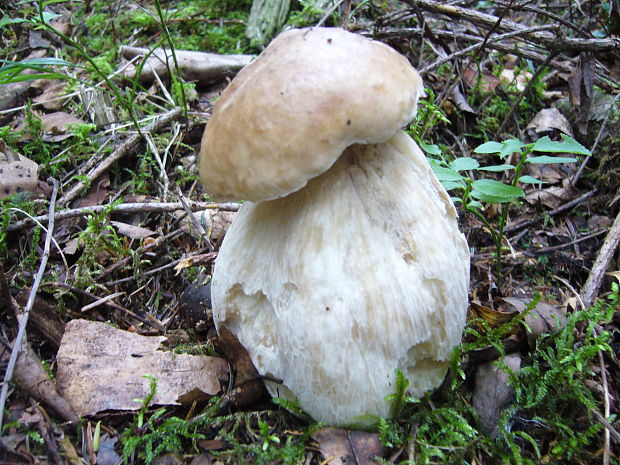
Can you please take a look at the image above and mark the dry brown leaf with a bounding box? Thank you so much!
[525,179,578,209]
[39,111,87,142]
[0,143,39,199]
[110,221,158,240]
[468,302,518,333]
[312,428,385,465]
[526,108,573,139]
[473,353,521,437]
[56,319,229,416]
[32,79,68,111]
[606,271,620,283]
[178,210,236,244]
[174,253,217,272]
[463,67,501,93]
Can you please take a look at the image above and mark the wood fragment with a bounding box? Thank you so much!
[0,179,59,431]
[119,46,253,85]
[403,0,620,53]
[581,210,620,307]
[7,200,241,232]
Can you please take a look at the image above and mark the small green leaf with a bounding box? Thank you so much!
[466,200,483,209]
[518,175,545,184]
[474,139,525,158]
[527,155,577,164]
[441,181,466,191]
[474,141,504,154]
[450,157,479,171]
[419,140,442,156]
[0,16,27,29]
[471,179,524,203]
[531,134,591,156]
[431,166,464,182]
[477,164,514,172]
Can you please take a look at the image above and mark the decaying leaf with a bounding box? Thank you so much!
[472,353,521,437]
[39,111,87,142]
[0,144,39,199]
[312,428,385,465]
[525,179,578,209]
[110,221,158,240]
[526,108,573,139]
[467,301,518,333]
[56,319,229,416]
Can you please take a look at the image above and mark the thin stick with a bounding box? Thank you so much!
[58,107,183,207]
[7,200,241,232]
[0,179,58,432]
[581,210,620,308]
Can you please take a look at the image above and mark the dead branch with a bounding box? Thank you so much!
[581,210,620,308]
[119,46,253,86]
[403,0,620,53]
[7,200,241,232]
[0,179,61,430]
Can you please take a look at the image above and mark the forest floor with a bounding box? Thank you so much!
[0,1,619,464]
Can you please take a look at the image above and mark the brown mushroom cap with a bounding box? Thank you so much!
[199,27,423,202]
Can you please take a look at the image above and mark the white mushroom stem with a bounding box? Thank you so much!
[212,131,470,425]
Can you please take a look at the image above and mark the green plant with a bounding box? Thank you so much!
[424,135,591,289]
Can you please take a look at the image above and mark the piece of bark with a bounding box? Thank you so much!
[0,145,39,199]
[56,319,229,416]
[246,0,291,46]
[473,353,521,438]
[119,46,253,87]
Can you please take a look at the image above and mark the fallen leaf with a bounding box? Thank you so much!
[500,68,532,92]
[0,147,39,199]
[110,221,158,240]
[56,319,229,416]
[32,78,68,111]
[39,111,87,142]
[525,179,578,209]
[526,108,573,139]
[472,353,521,437]
[467,302,518,333]
[312,428,385,465]
[174,253,217,272]
[606,271,620,283]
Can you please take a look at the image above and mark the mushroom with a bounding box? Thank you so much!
[199,27,470,425]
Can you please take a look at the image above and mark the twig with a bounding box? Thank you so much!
[7,200,241,232]
[581,210,620,308]
[58,107,183,207]
[504,189,598,233]
[39,282,164,330]
[0,179,58,432]
[403,0,620,53]
[175,185,213,251]
[572,94,620,186]
[418,24,557,74]
[105,247,212,286]
[590,407,620,445]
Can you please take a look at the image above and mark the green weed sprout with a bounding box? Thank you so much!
[424,135,591,289]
